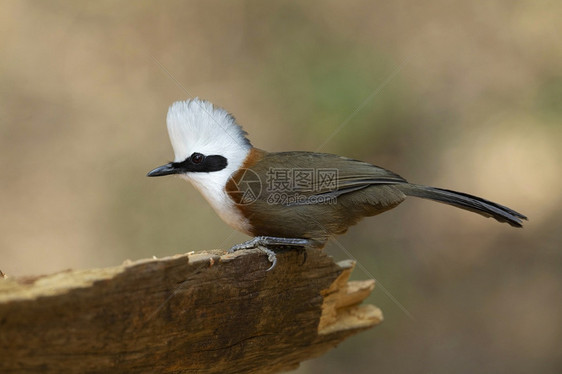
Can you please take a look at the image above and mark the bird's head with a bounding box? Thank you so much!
[147,99,252,189]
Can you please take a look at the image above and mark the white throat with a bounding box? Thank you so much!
[180,155,252,235]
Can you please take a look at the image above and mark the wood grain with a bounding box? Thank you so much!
[0,248,382,373]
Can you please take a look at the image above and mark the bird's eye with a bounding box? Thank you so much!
[191,153,205,164]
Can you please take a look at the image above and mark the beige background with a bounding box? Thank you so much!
[1,1,561,373]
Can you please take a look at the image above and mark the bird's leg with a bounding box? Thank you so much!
[228,236,315,271]
[228,236,313,251]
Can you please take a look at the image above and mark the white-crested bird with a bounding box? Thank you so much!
[148,99,526,269]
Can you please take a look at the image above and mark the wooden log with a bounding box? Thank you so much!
[0,248,382,373]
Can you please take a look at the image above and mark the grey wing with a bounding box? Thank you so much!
[261,152,407,206]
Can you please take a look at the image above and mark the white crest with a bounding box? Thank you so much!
[166,98,252,163]
[165,98,253,234]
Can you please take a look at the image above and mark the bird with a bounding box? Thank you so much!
[148,98,527,269]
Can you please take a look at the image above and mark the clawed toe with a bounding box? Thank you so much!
[227,236,314,271]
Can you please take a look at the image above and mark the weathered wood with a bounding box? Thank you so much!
[0,248,382,373]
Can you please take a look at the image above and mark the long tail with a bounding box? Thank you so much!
[397,184,527,227]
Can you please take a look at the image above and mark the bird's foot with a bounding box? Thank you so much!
[228,236,314,271]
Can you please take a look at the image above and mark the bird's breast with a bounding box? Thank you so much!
[182,169,254,236]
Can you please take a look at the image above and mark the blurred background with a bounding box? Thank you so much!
[1,1,561,372]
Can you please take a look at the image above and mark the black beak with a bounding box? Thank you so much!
[147,163,179,177]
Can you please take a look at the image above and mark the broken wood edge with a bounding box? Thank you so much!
[318,259,382,335]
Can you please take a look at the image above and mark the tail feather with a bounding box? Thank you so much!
[398,184,527,227]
